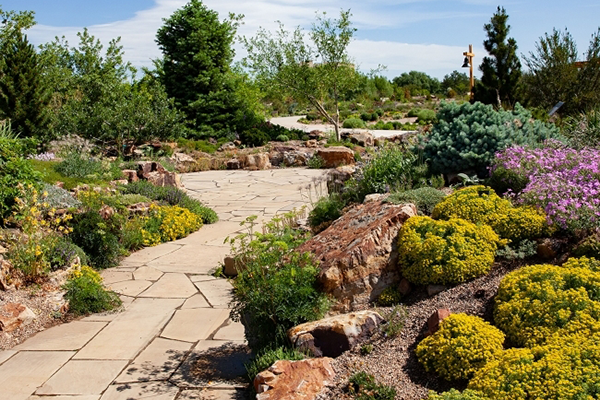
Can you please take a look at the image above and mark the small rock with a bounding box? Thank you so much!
[306,139,318,148]
[219,142,236,152]
[474,289,486,298]
[364,193,389,203]
[227,158,241,170]
[426,309,451,336]
[0,303,36,332]
[254,358,335,400]
[427,284,448,297]
[316,146,355,168]
[122,170,138,183]
[537,238,558,259]
[223,256,245,277]
[398,278,412,296]
[349,132,374,147]
[55,181,65,189]
[0,245,6,255]
[99,205,115,220]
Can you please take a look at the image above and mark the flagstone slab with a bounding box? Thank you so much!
[100,382,179,400]
[212,320,245,342]
[181,294,211,309]
[36,359,127,395]
[193,279,234,309]
[29,396,100,400]
[138,273,197,299]
[120,244,182,266]
[160,308,230,343]
[100,270,133,285]
[74,298,183,360]
[0,349,16,365]
[108,279,152,297]
[148,245,229,273]
[178,389,246,400]
[189,275,218,283]
[134,266,164,281]
[115,337,192,383]
[15,321,107,351]
[0,351,75,400]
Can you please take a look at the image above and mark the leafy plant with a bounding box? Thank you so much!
[377,286,403,307]
[70,210,122,270]
[343,117,366,129]
[386,187,446,215]
[347,371,397,400]
[307,154,325,169]
[308,194,345,233]
[63,266,122,315]
[416,314,505,381]
[381,304,407,337]
[141,205,202,246]
[244,346,305,383]
[47,236,87,271]
[495,239,537,260]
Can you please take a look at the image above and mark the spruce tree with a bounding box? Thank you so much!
[0,32,51,140]
[474,7,522,108]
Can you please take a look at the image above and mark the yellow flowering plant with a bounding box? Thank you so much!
[398,216,505,285]
[141,204,203,246]
[416,314,505,381]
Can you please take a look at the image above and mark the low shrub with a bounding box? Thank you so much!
[495,239,537,260]
[117,193,152,206]
[54,150,102,179]
[432,186,551,243]
[377,286,403,306]
[244,346,305,383]
[229,214,329,352]
[307,155,325,169]
[343,118,367,129]
[141,205,203,246]
[240,128,270,147]
[386,187,446,215]
[428,390,487,400]
[494,258,600,347]
[47,237,88,271]
[398,216,503,285]
[381,304,408,337]
[42,183,82,209]
[468,331,600,400]
[70,210,122,270]
[308,194,345,233]
[347,371,397,400]
[415,109,437,123]
[573,232,600,259]
[63,266,122,315]
[275,134,289,142]
[487,166,529,196]
[121,216,146,252]
[416,314,505,381]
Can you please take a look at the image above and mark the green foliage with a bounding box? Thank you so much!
[386,187,446,215]
[244,346,305,383]
[392,71,441,96]
[474,7,521,107]
[468,331,600,400]
[420,101,560,175]
[47,237,88,271]
[494,258,600,347]
[55,151,103,179]
[415,109,437,123]
[63,266,122,315]
[416,314,505,381]
[522,27,600,117]
[176,138,220,154]
[381,305,408,337]
[307,155,325,169]
[0,32,51,141]
[495,239,537,260]
[432,186,551,242]
[441,71,471,97]
[275,134,289,142]
[562,106,600,149]
[343,117,367,129]
[428,390,488,400]
[574,232,600,259]
[347,371,397,400]
[377,286,403,306]
[229,214,329,351]
[487,165,529,195]
[70,210,122,269]
[42,183,82,209]
[121,180,218,224]
[398,216,503,285]
[308,194,344,232]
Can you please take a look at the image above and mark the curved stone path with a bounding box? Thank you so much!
[0,168,327,400]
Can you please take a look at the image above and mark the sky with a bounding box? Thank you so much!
[2,0,600,80]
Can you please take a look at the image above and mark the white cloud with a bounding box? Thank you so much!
[26,0,483,78]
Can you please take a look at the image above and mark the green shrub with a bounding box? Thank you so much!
[398,216,503,285]
[245,346,305,383]
[239,128,270,147]
[347,371,397,400]
[307,155,325,169]
[360,112,377,122]
[308,195,345,233]
[416,109,437,123]
[275,134,289,142]
[381,304,408,337]
[416,314,505,381]
[386,187,446,215]
[47,237,88,271]
[573,233,600,259]
[495,239,538,260]
[487,166,529,196]
[428,390,488,400]
[70,211,122,269]
[468,331,600,400]
[229,215,329,352]
[42,183,82,209]
[55,150,104,179]
[63,266,122,315]
[121,216,146,252]
[176,138,219,154]
[343,118,367,129]
[121,181,217,224]
[117,193,152,206]
[420,102,561,175]
[377,286,403,306]
[494,258,600,347]
[407,109,419,118]
[432,186,551,243]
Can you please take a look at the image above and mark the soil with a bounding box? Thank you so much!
[316,257,547,400]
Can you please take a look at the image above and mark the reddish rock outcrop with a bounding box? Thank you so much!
[297,201,417,312]
[316,146,355,168]
[135,161,182,188]
[425,309,451,336]
[288,310,384,357]
[254,358,335,400]
[0,303,36,332]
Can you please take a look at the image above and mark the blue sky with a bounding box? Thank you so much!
[2,0,600,79]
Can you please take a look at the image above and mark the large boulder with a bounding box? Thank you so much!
[170,152,198,172]
[297,201,417,312]
[349,132,374,147]
[136,161,182,188]
[288,310,384,357]
[254,358,335,400]
[316,146,355,168]
[243,153,271,170]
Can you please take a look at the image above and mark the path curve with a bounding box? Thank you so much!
[0,168,328,400]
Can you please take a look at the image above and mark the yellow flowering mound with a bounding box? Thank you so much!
[416,314,505,381]
[142,205,203,246]
[398,216,503,285]
[431,185,551,242]
[468,330,600,400]
[494,257,600,347]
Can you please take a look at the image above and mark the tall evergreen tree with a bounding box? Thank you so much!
[0,32,51,140]
[474,7,522,108]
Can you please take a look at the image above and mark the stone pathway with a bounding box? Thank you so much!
[0,168,327,400]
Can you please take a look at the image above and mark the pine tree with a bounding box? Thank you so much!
[0,32,51,140]
[474,7,522,108]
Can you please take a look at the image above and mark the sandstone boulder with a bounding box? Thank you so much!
[288,310,384,357]
[316,146,355,168]
[122,169,138,183]
[297,201,417,312]
[146,170,182,188]
[425,309,451,336]
[0,303,36,332]
[136,161,166,179]
[219,142,236,152]
[170,152,198,172]
[227,158,242,170]
[349,132,374,147]
[243,153,271,170]
[254,358,335,400]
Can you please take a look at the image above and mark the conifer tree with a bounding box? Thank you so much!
[0,32,51,140]
[474,7,522,108]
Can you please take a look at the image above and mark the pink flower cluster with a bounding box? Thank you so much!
[494,141,600,232]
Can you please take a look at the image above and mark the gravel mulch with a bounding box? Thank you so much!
[318,259,534,400]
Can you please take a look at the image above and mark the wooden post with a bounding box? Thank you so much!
[463,44,475,100]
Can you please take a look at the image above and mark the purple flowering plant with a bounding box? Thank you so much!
[493,140,600,233]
